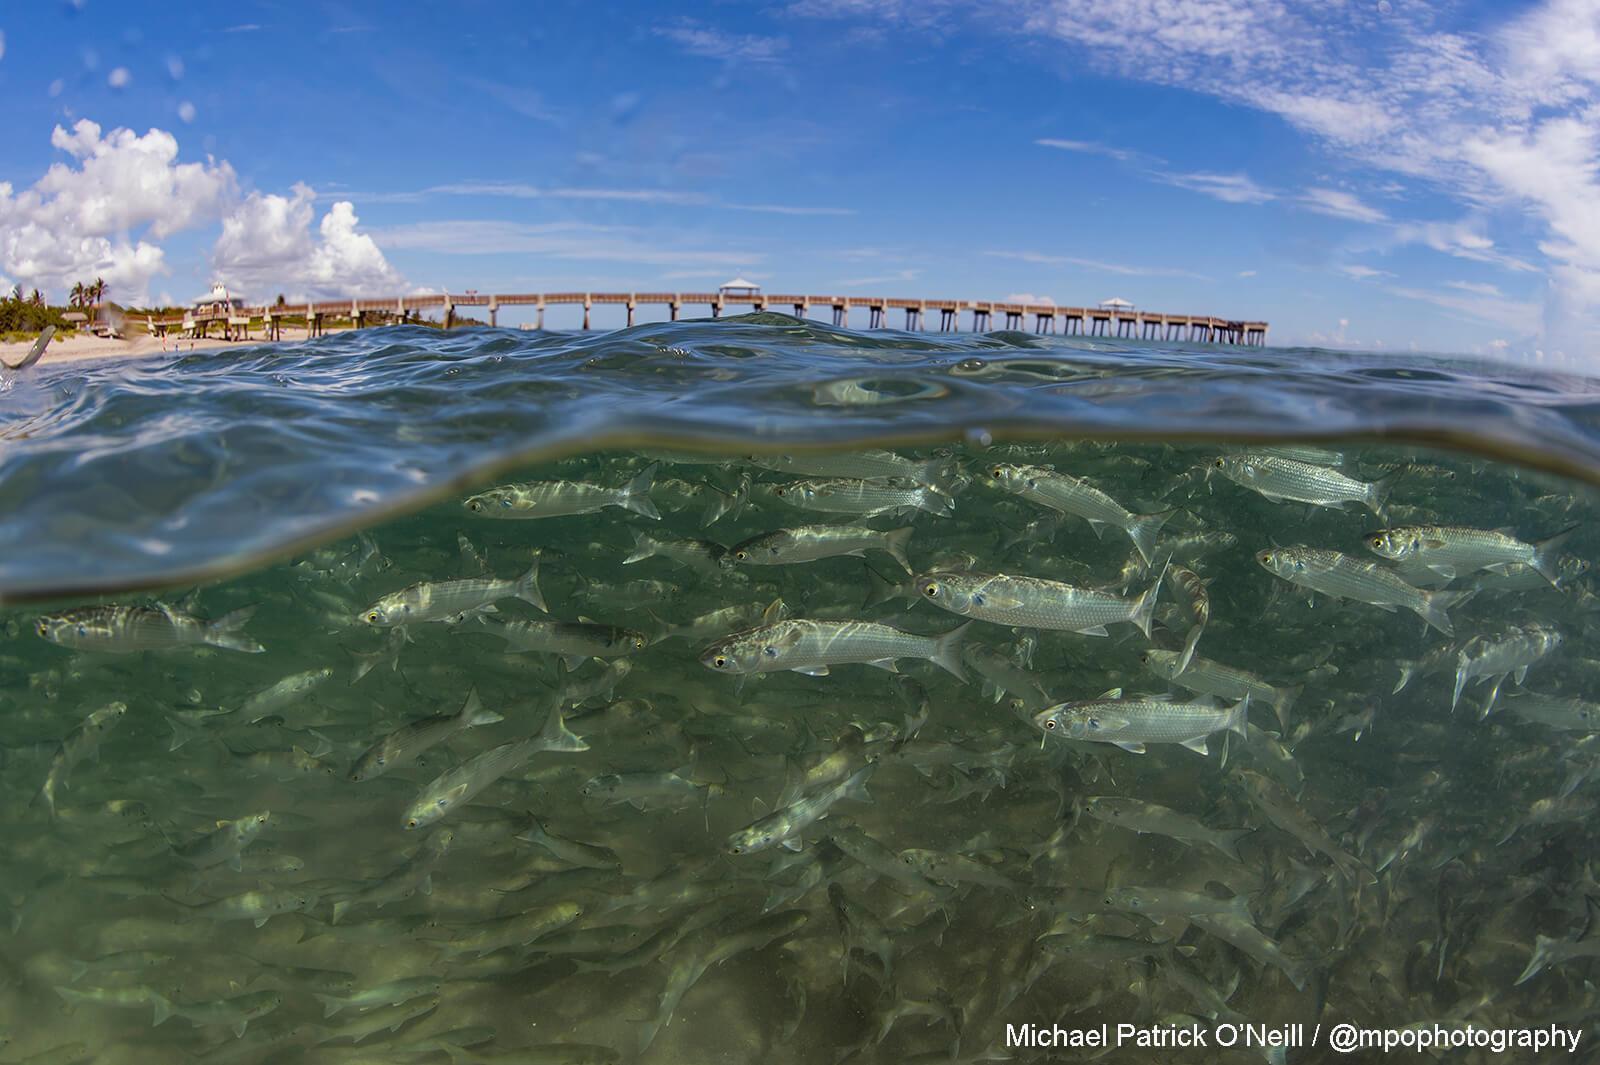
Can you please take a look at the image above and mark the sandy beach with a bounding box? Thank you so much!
[1,324,334,366]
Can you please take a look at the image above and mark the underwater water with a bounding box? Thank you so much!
[2,318,1600,1064]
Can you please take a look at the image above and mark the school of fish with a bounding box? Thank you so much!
[3,439,1598,1064]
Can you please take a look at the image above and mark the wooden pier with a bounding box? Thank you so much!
[149,291,1268,346]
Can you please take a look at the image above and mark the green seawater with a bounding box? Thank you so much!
[4,320,1600,1063]
[4,438,1600,1064]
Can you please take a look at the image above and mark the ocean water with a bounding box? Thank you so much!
[1,316,1598,1063]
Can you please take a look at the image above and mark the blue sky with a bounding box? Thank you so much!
[1,0,1596,362]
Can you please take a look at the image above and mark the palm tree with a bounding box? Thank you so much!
[92,277,107,309]
[28,290,43,308]
[8,284,21,304]
[69,282,85,312]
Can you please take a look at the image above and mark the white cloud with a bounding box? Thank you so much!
[0,119,236,302]
[803,0,1600,358]
[984,249,1210,279]
[1338,264,1391,280]
[1035,138,1136,162]
[655,20,788,62]
[832,268,921,287]
[1155,171,1275,204]
[177,101,196,123]
[107,66,130,89]
[1387,284,1543,332]
[1444,280,1505,297]
[1301,188,1387,224]
[213,185,403,300]
[1238,269,1257,278]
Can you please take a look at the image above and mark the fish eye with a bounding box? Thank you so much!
[924,583,940,597]
[730,845,743,854]
[467,500,483,512]
[366,611,381,623]
[734,550,748,561]
[1213,458,1225,468]
[713,656,728,668]
[1043,719,1056,729]
[773,486,787,496]
[406,819,419,829]
[989,466,1004,478]
[35,621,47,636]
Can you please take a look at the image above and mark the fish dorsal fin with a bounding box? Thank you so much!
[761,599,786,625]
[1098,688,1123,700]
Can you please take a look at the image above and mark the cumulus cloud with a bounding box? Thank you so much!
[0,119,408,304]
[212,185,403,301]
[0,119,236,302]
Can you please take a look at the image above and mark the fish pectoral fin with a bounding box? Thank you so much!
[228,855,242,872]
[865,659,901,673]
[561,655,588,672]
[781,838,803,852]
[792,666,831,676]
[1179,735,1211,756]
[253,917,269,928]
[419,875,432,896]
[1075,626,1110,637]
[1426,564,1457,579]
[232,1021,247,1038]
[1111,741,1147,754]
[1097,687,1124,699]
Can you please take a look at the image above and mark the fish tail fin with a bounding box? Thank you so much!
[1273,684,1303,730]
[1451,655,1470,713]
[316,994,345,1018]
[931,622,971,683]
[1214,828,1253,864]
[1418,588,1473,636]
[1226,695,1250,740]
[919,486,957,517]
[514,558,547,613]
[1128,508,1177,565]
[458,686,504,728]
[1393,660,1421,694]
[843,764,876,805]
[330,901,351,926]
[205,606,264,653]
[1130,567,1166,639]
[1516,935,1558,985]
[163,712,206,753]
[862,563,903,609]
[883,527,915,576]
[539,709,588,753]
[1367,469,1401,517]
[150,991,173,1027]
[1176,623,1204,675]
[623,530,657,566]
[621,463,661,520]
[1533,525,1579,586]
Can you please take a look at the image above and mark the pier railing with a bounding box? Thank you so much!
[147,292,1268,346]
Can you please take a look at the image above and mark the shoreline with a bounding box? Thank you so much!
[0,324,348,366]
